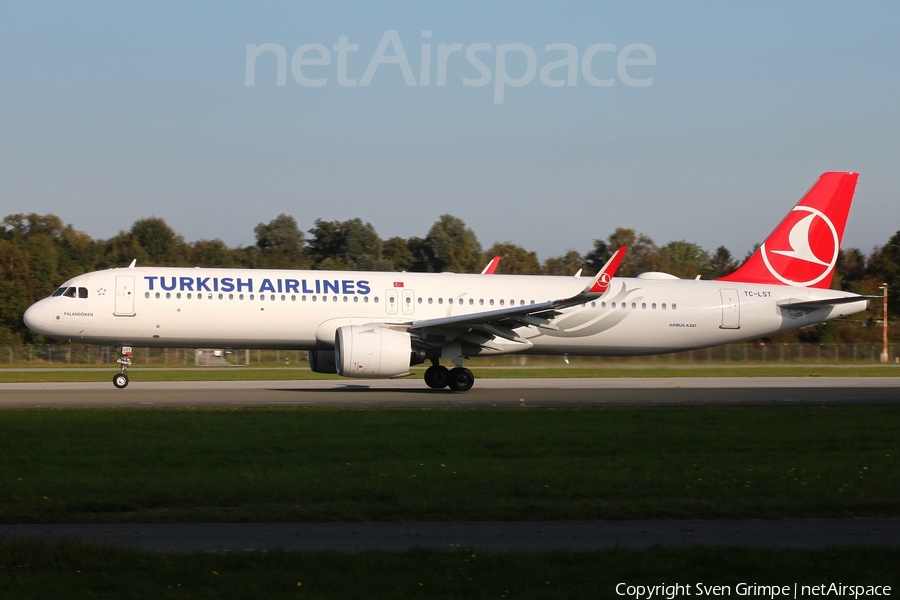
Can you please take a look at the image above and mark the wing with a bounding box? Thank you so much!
[408,247,627,349]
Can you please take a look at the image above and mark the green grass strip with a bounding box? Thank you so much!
[0,407,897,523]
[0,541,897,600]
[0,365,899,382]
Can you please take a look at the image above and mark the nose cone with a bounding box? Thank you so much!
[23,301,44,333]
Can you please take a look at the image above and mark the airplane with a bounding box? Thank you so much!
[23,172,872,391]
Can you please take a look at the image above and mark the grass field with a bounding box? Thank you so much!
[0,407,896,523]
[1,542,897,600]
[1,364,899,383]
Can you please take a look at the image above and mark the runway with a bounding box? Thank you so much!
[2,520,898,552]
[0,377,898,408]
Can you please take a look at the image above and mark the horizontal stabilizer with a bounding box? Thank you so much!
[777,295,875,312]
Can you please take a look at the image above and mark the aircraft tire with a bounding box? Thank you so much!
[112,373,129,389]
[424,365,450,389]
[447,367,474,392]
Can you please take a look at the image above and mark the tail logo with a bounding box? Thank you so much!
[596,272,612,291]
[761,206,839,287]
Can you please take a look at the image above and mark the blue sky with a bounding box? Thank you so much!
[2,1,898,261]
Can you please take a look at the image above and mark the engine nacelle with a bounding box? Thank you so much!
[308,350,337,374]
[335,325,413,378]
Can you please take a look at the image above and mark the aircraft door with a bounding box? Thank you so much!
[115,276,135,315]
[385,289,398,315]
[402,289,415,315]
[719,289,740,329]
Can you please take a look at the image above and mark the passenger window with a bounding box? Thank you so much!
[155,292,160,299]
[144,292,150,299]
[591,302,596,307]
[301,295,306,301]
[500,300,505,306]
[353,296,358,302]
[187,293,193,299]
[652,303,657,309]
[281,294,286,301]
[438,298,443,304]
[611,302,616,308]
[228,293,233,300]
[490,299,494,305]
[312,296,316,301]
[322,296,326,302]
[344,296,349,302]
[642,302,646,309]
[428,298,433,304]
[631,302,636,309]
[239,294,244,300]
[480,299,484,305]
[166,292,171,299]
[219,293,223,300]
[248,294,253,300]
[469,299,474,305]
[662,303,667,309]
[364,296,369,303]
[374,297,379,303]
[271,295,276,301]
[177,293,182,299]
[601,302,606,308]
[672,303,677,310]
[448,298,453,304]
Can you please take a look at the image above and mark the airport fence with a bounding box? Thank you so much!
[1,343,897,367]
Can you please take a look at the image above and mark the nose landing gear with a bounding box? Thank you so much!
[113,346,132,388]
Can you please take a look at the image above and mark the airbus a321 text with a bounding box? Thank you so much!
[24,172,872,391]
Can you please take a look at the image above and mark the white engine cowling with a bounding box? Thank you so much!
[335,325,412,378]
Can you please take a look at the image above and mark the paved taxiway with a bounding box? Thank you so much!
[2,520,898,552]
[0,377,897,408]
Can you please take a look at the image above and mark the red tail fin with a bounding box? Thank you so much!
[717,172,858,289]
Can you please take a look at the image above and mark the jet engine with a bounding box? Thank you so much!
[308,350,337,374]
[335,325,416,378]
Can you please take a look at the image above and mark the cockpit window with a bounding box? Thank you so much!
[51,286,86,298]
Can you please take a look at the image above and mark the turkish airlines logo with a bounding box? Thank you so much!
[590,272,612,293]
[761,206,839,287]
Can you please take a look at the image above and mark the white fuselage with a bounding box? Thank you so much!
[24,266,867,356]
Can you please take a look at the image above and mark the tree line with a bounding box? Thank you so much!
[1,212,897,345]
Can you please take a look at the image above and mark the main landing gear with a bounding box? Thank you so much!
[424,362,474,392]
[113,346,132,389]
